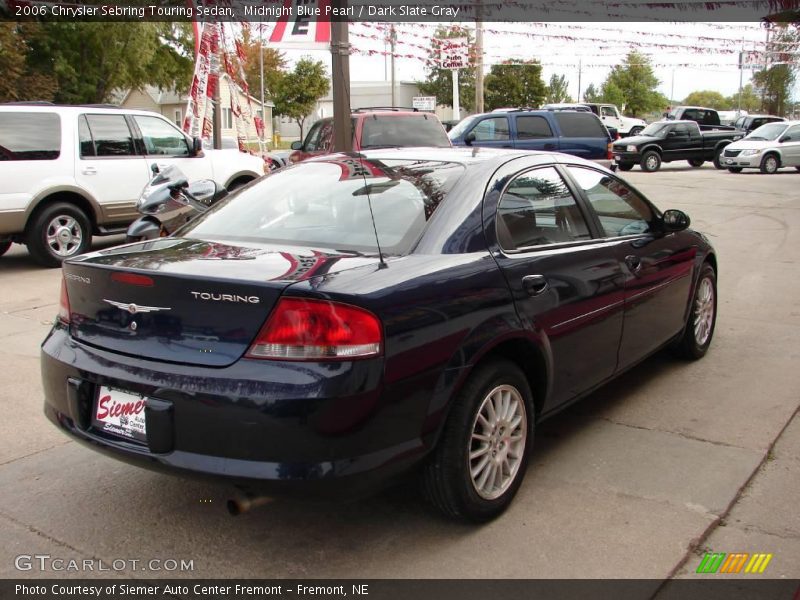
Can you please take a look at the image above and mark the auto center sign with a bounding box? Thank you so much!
[438,37,468,70]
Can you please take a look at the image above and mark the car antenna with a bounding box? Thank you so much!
[357,155,388,270]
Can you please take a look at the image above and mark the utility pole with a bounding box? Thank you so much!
[330,0,352,152]
[577,59,582,102]
[475,13,484,113]
[737,47,744,116]
[452,69,460,120]
[670,69,675,105]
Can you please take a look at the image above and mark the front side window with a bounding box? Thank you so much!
[134,116,190,157]
[470,117,510,141]
[302,121,325,151]
[496,167,590,250]
[182,159,465,255]
[83,115,135,157]
[601,106,615,118]
[0,112,61,161]
[515,116,553,139]
[568,166,655,238]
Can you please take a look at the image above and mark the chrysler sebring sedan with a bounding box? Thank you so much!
[42,148,717,521]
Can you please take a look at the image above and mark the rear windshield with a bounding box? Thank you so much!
[182,158,465,255]
[360,116,450,148]
[0,112,61,160]
[554,112,608,138]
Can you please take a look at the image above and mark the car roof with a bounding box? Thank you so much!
[0,103,171,119]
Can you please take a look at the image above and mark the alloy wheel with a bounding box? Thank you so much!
[693,277,715,346]
[45,215,83,257]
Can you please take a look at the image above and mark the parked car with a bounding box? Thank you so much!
[731,114,785,136]
[570,103,647,137]
[0,104,265,266]
[720,120,800,173]
[288,108,450,163]
[666,106,736,131]
[612,120,743,172]
[448,109,615,168]
[42,147,717,522]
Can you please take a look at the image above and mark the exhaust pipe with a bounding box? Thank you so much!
[227,493,273,516]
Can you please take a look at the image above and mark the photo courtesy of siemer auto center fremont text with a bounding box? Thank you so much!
[0,0,798,597]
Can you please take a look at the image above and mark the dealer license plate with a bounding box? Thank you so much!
[93,386,147,443]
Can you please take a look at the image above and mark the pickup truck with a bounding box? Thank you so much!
[611,120,744,172]
[666,106,736,131]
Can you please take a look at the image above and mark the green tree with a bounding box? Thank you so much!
[683,90,729,108]
[236,28,286,101]
[752,24,799,116]
[271,58,329,139]
[4,23,193,104]
[583,83,601,103]
[417,26,476,112]
[484,60,547,110]
[546,74,571,103]
[727,84,762,112]
[600,51,663,117]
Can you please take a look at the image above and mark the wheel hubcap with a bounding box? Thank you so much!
[693,277,715,346]
[468,384,527,500]
[646,156,657,169]
[45,215,82,257]
[766,158,777,172]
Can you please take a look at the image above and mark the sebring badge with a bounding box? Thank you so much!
[103,299,171,314]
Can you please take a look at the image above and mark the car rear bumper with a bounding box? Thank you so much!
[41,325,436,497]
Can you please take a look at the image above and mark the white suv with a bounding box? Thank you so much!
[0,104,265,266]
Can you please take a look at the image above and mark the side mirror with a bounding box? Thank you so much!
[290,141,303,150]
[187,179,220,205]
[778,135,790,143]
[190,137,203,156]
[662,209,690,232]
[464,131,476,146]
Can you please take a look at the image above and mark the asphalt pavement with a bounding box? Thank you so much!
[0,162,798,581]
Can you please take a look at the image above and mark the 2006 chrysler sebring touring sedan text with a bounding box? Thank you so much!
[42,148,718,521]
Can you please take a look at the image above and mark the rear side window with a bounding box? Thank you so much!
[553,112,607,138]
[496,167,590,250]
[516,116,553,139]
[0,112,61,161]
[83,115,136,157]
[360,115,450,148]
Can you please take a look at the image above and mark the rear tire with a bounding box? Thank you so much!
[796,166,800,172]
[688,159,704,168]
[640,150,661,172]
[728,167,743,173]
[676,263,717,360]
[617,162,634,171]
[0,241,11,257]
[26,202,91,268]
[760,154,779,174]
[628,127,643,136]
[421,359,534,522]
[713,149,725,169]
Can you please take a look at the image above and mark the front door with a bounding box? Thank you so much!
[490,164,625,411]
[465,116,513,149]
[131,114,212,183]
[565,165,695,369]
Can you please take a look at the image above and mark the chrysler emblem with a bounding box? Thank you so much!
[103,299,171,314]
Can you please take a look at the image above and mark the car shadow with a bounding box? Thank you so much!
[0,236,127,273]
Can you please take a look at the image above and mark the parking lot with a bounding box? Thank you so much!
[1,163,798,580]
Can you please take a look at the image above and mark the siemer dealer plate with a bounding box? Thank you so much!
[93,386,147,443]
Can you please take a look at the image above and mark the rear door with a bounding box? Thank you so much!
[552,112,609,160]
[565,166,695,370]
[489,162,625,410]
[512,115,558,151]
[780,124,800,166]
[75,114,150,225]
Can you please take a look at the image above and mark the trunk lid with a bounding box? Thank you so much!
[63,238,376,367]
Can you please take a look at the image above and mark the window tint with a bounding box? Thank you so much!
[470,117,510,141]
[84,115,135,157]
[568,167,654,237]
[361,115,450,148]
[553,112,607,138]
[78,115,95,157]
[317,120,334,151]
[674,123,691,135]
[784,125,800,141]
[134,116,189,157]
[303,121,325,151]
[0,112,61,161]
[496,167,590,250]
[516,116,553,139]
[600,106,615,117]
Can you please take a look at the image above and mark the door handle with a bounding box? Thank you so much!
[522,274,549,296]
[625,255,643,275]
[82,167,97,175]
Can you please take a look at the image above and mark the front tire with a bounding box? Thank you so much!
[0,241,11,257]
[713,150,725,170]
[617,162,634,171]
[760,154,779,174]
[728,167,743,173]
[26,203,91,267]
[676,263,717,360]
[628,127,643,136]
[640,150,661,172]
[688,159,704,168]
[422,359,534,522]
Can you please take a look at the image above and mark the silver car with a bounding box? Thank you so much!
[720,120,800,174]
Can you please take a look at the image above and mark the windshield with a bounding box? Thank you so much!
[639,122,670,137]
[361,116,450,149]
[745,122,788,141]
[448,116,479,140]
[181,158,466,255]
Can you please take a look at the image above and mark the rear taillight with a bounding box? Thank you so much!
[246,298,382,361]
[58,275,70,324]
[607,141,614,160]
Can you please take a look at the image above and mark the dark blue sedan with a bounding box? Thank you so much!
[41,148,717,521]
